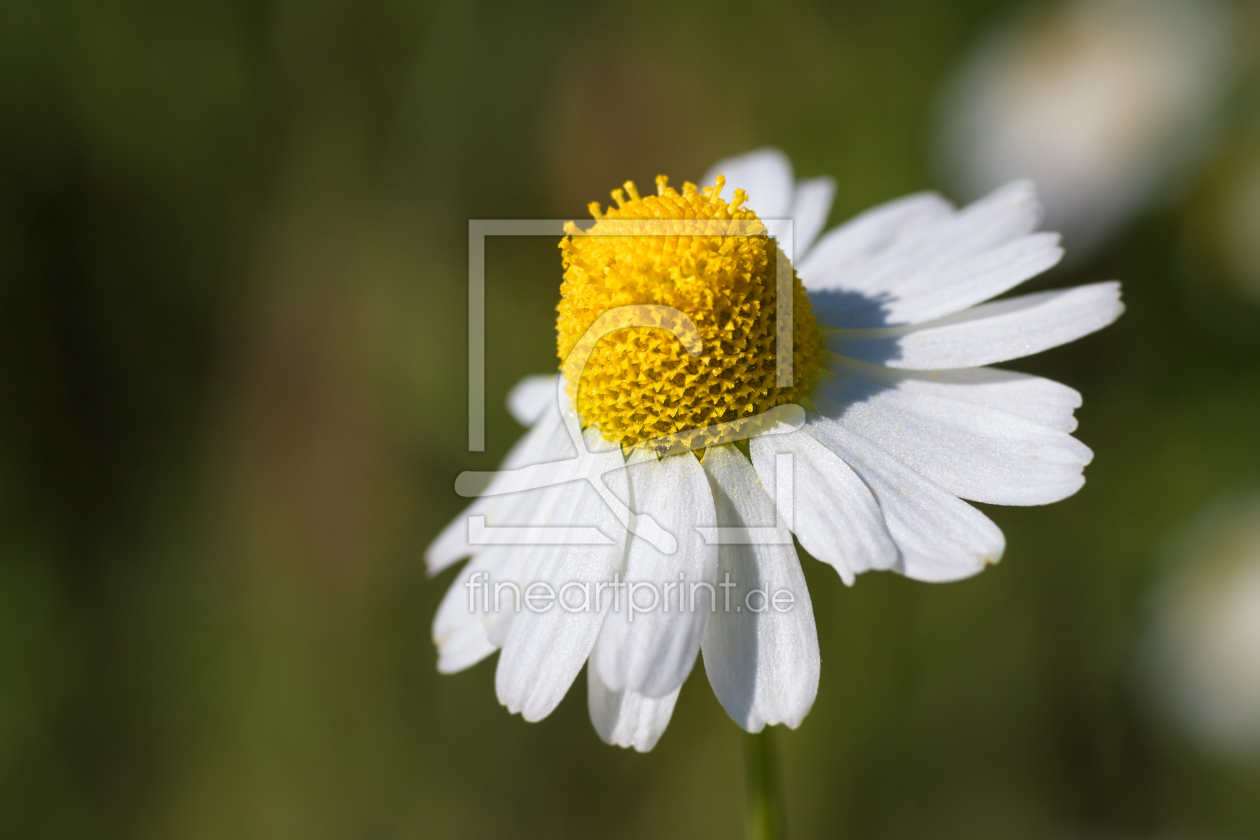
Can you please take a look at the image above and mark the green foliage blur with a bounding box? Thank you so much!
[1,1,1259,838]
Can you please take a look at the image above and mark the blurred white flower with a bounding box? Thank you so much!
[1144,493,1260,756]
[939,0,1233,256]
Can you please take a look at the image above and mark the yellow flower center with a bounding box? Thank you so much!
[556,174,826,450]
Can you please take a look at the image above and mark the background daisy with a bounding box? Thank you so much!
[1142,493,1260,756]
[937,0,1236,257]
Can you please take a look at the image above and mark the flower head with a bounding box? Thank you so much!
[557,174,825,449]
[428,149,1123,750]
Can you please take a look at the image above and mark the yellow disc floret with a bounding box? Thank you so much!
[556,174,826,450]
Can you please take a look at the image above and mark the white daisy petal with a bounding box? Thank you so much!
[809,182,1039,288]
[436,625,497,675]
[807,183,1062,327]
[749,430,897,585]
[826,281,1124,370]
[434,535,562,672]
[435,522,583,674]
[425,398,574,574]
[593,451,718,698]
[814,231,1063,328]
[790,176,837,261]
[480,426,624,652]
[700,445,820,731]
[587,661,679,752]
[802,414,1006,582]
[432,551,503,673]
[495,432,630,722]
[507,373,559,427]
[481,536,562,649]
[798,192,955,290]
[425,496,494,580]
[815,386,1093,506]
[702,148,794,219]
[934,179,1044,249]
[821,356,1082,433]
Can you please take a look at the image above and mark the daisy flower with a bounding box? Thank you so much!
[938,0,1233,256]
[427,148,1123,752]
[1143,493,1260,756]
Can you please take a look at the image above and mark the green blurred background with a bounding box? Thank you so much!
[2,1,1259,837]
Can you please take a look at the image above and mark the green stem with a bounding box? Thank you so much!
[744,727,787,840]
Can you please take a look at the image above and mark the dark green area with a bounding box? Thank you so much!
[1,1,1259,838]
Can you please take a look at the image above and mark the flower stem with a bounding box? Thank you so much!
[744,727,787,840]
